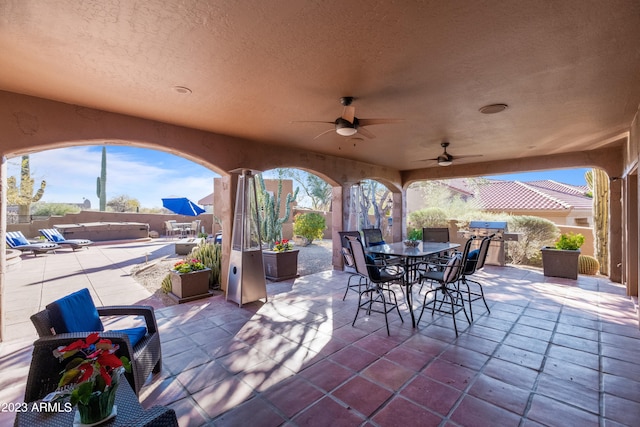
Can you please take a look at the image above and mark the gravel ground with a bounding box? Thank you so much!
[131,239,334,306]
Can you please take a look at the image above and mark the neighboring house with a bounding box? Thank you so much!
[407,178,593,226]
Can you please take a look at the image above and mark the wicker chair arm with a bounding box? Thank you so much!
[120,406,179,427]
[97,305,158,334]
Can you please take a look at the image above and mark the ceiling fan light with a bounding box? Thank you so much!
[437,156,452,166]
[336,121,357,136]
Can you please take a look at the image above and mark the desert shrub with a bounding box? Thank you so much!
[293,212,326,243]
[161,274,172,294]
[407,228,423,240]
[31,202,81,216]
[506,216,560,266]
[188,242,222,289]
[407,207,448,230]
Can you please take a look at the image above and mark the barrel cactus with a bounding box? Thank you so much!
[578,255,600,275]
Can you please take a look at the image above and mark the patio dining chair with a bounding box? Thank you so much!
[38,228,93,250]
[338,231,366,300]
[347,236,404,336]
[457,234,492,320]
[5,231,61,256]
[361,228,403,267]
[417,237,472,337]
[26,288,162,402]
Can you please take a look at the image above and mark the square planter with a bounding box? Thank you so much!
[541,247,580,280]
[263,250,299,281]
[169,268,212,303]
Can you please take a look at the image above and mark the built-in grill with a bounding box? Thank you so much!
[466,221,521,266]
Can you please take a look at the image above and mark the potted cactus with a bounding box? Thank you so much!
[541,232,584,280]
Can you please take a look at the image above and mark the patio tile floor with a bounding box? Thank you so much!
[1,240,640,426]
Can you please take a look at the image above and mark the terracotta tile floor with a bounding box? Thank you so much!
[1,240,640,426]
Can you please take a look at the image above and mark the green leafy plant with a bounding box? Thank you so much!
[293,212,326,244]
[555,232,585,250]
[272,239,294,252]
[172,258,205,273]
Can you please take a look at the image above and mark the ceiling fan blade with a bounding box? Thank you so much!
[341,106,355,124]
[290,120,334,125]
[413,157,439,162]
[313,128,336,139]
[356,126,376,139]
[453,154,483,160]
[358,118,405,127]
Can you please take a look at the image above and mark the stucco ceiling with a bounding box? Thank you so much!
[1,0,639,172]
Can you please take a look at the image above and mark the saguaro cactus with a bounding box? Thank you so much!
[96,146,107,211]
[256,174,298,246]
[585,169,609,275]
[7,155,46,222]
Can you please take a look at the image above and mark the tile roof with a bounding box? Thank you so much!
[442,178,592,211]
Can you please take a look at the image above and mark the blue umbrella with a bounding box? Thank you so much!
[162,197,206,216]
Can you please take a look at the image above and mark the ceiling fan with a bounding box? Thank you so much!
[292,96,403,139]
[418,142,483,166]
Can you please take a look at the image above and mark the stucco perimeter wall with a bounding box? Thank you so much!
[6,211,216,241]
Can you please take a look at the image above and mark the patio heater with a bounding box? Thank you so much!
[226,169,267,307]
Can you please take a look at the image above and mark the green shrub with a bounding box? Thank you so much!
[407,228,422,240]
[188,242,222,289]
[293,212,326,244]
[506,216,560,266]
[407,207,448,230]
[555,232,585,250]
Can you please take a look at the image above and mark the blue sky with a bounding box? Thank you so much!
[6,146,588,209]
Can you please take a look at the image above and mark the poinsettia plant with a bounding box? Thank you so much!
[172,258,206,273]
[53,332,131,406]
[272,239,293,253]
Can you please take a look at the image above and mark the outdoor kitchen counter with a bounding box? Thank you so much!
[54,222,149,241]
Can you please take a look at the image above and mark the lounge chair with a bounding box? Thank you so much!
[39,228,93,250]
[5,231,60,256]
[27,288,162,401]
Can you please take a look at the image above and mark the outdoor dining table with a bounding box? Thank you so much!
[366,241,460,327]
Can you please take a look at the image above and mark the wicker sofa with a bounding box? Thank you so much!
[26,292,162,402]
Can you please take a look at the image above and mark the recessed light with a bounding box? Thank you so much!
[479,103,508,114]
[173,86,192,95]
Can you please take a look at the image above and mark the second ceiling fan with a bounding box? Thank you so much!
[293,97,403,139]
[418,142,483,166]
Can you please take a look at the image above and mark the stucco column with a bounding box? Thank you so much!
[610,177,623,284]
[0,156,6,342]
[331,186,343,270]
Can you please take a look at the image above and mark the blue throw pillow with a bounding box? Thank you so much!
[369,240,385,247]
[48,231,65,243]
[365,254,381,280]
[47,288,104,334]
[9,233,29,247]
[465,249,480,273]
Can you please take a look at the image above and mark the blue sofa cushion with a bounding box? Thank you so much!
[111,326,147,348]
[47,288,104,334]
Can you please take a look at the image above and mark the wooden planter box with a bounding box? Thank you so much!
[169,268,212,303]
[541,247,580,280]
[263,250,299,281]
